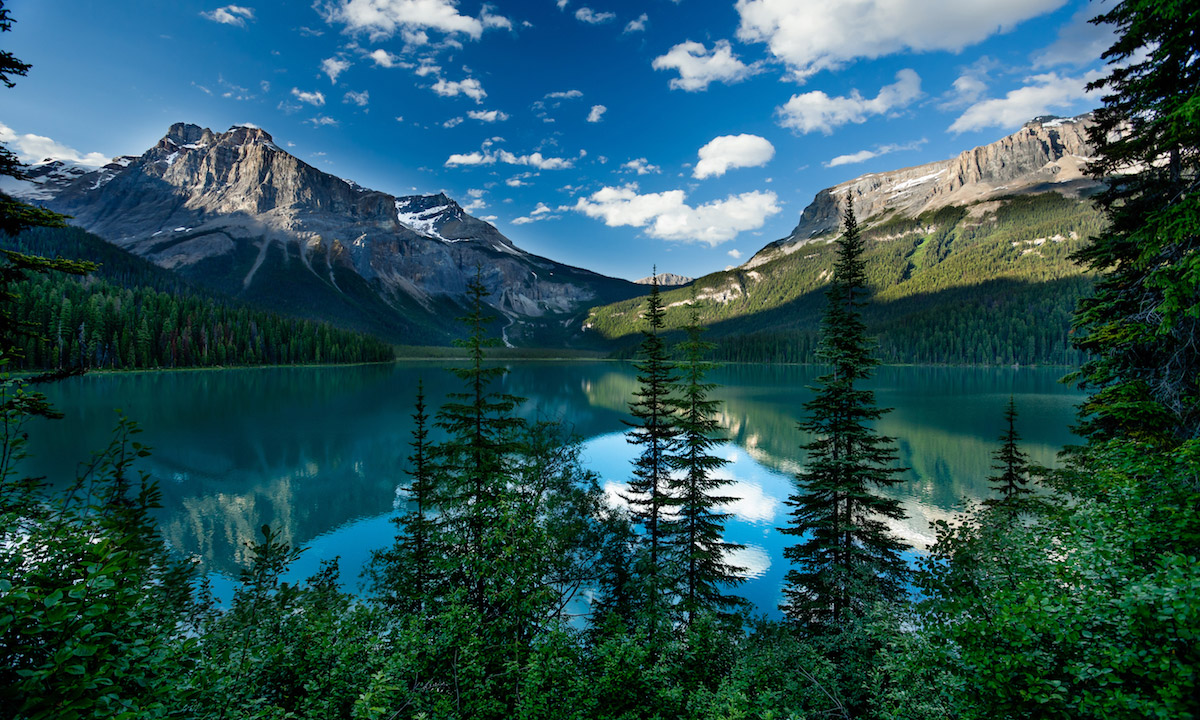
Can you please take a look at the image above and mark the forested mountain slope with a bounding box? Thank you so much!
[587,116,1106,365]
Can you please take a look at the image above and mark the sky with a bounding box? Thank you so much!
[1,0,1114,281]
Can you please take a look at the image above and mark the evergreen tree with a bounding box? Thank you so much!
[1070,0,1200,445]
[367,380,441,613]
[981,396,1033,517]
[780,202,909,631]
[434,269,523,618]
[669,297,746,626]
[622,271,680,613]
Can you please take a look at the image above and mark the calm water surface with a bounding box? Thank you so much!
[28,362,1083,615]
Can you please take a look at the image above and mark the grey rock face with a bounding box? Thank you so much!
[749,114,1099,266]
[19,123,639,345]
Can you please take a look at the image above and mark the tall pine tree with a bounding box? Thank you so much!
[780,202,909,631]
[669,296,746,626]
[1070,0,1200,445]
[623,271,680,615]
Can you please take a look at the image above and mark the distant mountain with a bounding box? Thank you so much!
[586,114,1104,366]
[8,123,641,346]
[634,273,693,287]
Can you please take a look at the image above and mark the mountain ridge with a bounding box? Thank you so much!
[9,122,641,346]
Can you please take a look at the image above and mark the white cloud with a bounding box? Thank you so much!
[624,13,648,33]
[575,7,615,24]
[443,116,464,128]
[306,115,339,127]
[825,139,926,167]
[291,88,327,106]
[694,134,775,179]
[949,71,1097,133]
[431,77,487,103]
[735,0,1068,79]
[621,158,661,175]
[467,109,509,122]
[368,49,408,68]
[201,5,255,27]
[414,61,442,77]
[316,0,509,41]
[557,0,569,9]
[546,89,583,100]
[586,104,607,123]
[512,202,559,225]
[0,122,109,167]
[572,183,781,245]
[445,145,575,170]
[727,248,742,259]
[322,57,351,83]
[652,40,756,91]
[776,68,921,134]
[343,89,369,106]
[480,6,512,31]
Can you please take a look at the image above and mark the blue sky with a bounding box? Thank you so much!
[1,0,1113,281]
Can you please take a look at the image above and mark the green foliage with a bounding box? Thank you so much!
[592,193,1103,365]
[622,274,681,616]
[0,228,394,370]
[781,204,909,631]
[980,396,1036,516]
[1069,0,1200,444]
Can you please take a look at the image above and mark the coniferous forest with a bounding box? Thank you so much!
[2,1,1199,719]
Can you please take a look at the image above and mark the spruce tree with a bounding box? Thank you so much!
[981,396,1033,517]
[1070,0,1200,445]
[623,271,680,612]
[367,380,441,613]
[669,296,746,625]
[435,269,523,618]
[780,202,909,631]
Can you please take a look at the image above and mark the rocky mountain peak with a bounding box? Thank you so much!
[748,113,1100,267]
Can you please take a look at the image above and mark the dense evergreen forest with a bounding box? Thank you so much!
[597,193,1103,365]
[0,227,395,370]
[2,1,1199,719]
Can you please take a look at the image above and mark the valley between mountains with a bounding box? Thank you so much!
[4,113,1103,365]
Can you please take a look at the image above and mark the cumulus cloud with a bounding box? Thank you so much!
[776,68,921,134]
[546,89,583,100]
[443,116,464,128]
[343,89,369,106]
[322,57,351,83]
[316,0,509,41]
[694,134,775,179]
[367,48,408,68]
[735,0,1068,79]
[305,115,339,127]
[512,202,560,225]
[291,88,327,106]
[0,122,110,167]
[432,77,487,103]
[652,39,756,91]
[575,7,615,24]
[624,13,648,33]
[824,139,926,167]
[949,71,1097,133]
[572,183,781,245]
[727,248,742,259]
[586,104,607,123]
[444,144,575,170]
[201,5,255,27]
[467,109,509,122]
[621,158,661,175]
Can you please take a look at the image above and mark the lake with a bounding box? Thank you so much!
[24,362,1083,615]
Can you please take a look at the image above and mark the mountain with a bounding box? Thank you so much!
[633,272,693,287]
[585,114,1105,366]
[8,123,641,346]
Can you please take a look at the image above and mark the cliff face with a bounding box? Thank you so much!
[15,123,639,345]
[750,115,1098,266]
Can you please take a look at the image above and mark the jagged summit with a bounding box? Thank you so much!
[748,113,1098,268]
[14,121,640,345]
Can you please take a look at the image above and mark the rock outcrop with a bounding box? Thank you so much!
[748,114,1099,267]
